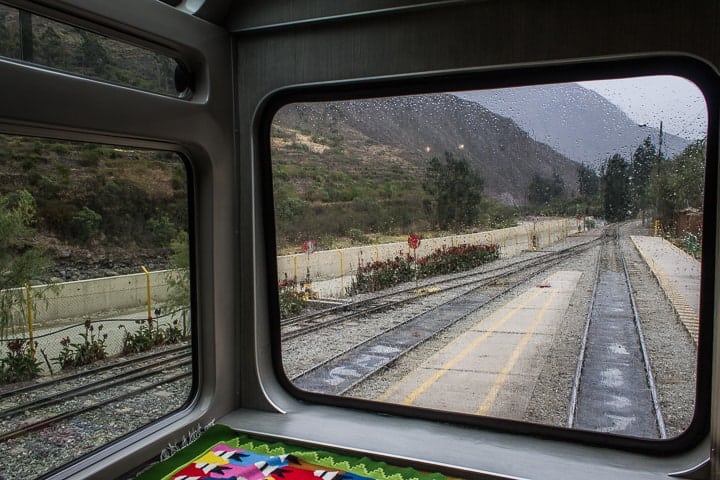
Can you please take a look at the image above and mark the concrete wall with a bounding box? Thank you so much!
[5,218,574,325]
[278,218,575,295]
[13,270,177,326]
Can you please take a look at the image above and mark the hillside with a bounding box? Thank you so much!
[457,83,690,168]
[273,93,581,207]
[0,135,187,281]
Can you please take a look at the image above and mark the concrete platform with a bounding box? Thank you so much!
[379,271,582,418]
[630,236,701,344]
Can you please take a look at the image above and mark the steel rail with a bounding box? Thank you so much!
[0,356,192,420]
[282,233,602,328]
[290,237,596,393]
[0,344,190,401]
[567,231,604,427]
[618,227,667,438]
[283,234,603,340]
[0,370,190,443]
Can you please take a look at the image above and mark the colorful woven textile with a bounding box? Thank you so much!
[136,424,453,480]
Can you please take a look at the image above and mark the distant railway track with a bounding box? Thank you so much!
[282,231,604,341]
[0,345,192,443]
[289,231,606,394]
[568,226,665,437]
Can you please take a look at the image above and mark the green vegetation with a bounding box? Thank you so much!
[423,152,484,230]
[527,172,564,206]
[0,135,187,250]
[350,243,499,293]
[54,320,108,370]
[602,153,633,222]
[0,6,176,95]
[278,279,307,319]
[0,338,40,383]
[0,189,53,340]
[597,137,705,229]
[119,318,183,354]
[165,231,191,335]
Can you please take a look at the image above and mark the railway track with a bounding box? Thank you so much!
[0,346,192,443]
[568,226,665,438]
[282,232,604,341]
[289,231,605,394]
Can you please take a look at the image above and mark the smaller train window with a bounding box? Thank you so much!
[0,3,182,96]
[269,74,708,442]
[0,134,193,478]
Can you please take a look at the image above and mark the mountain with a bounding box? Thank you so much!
[273,93,581,206]
[456,83,690,169]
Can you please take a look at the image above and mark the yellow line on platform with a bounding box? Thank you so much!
[401,288,545,406]
[476,289,558,416]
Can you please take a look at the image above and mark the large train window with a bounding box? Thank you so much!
[268,73,710,443]
[0,134,192,478]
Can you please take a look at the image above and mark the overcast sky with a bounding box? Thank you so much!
[578,76,707,140]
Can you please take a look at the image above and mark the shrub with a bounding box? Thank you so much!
[278,279,305,318]
[119,317,186,354]
[351,243,500,293]
[146,213,176,246]
[54,320,108,369]
[72,206,102,242]
[120,319,161,354]
[0,338,41,383]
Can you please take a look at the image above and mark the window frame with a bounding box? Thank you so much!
[259,55,718,455]
[0,1,234,478]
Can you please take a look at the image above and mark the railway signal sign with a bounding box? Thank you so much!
[408,233,421,250]
[301,240,316,254]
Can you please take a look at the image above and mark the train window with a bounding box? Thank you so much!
[270,74,708,441]
[0,3,180,95]
[0,134,192,478]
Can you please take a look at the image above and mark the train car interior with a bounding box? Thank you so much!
[0,0,719,479]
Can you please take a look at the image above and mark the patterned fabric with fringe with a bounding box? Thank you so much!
[136,425,454,480]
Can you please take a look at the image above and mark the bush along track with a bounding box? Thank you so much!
[351,243,500,293]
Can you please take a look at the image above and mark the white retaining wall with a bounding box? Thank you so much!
[15,270,175,326]
[278,218,575,296]
[7,218,575,325]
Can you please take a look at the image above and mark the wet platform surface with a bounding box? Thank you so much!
[380,271,581,417]
[631,236,700,344]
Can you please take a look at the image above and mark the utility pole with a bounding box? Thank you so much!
[657,120,663,159]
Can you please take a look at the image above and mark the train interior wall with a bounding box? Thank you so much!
[0,0,718,479]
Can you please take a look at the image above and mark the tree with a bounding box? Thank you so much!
[37,26,65,68]
[630,136,657,219]
[423,151,484,230]
[669,139,705,210]
[602,154,632,222]
[527,172,564,205]
[165,231,190,336]
[578,164,599,197]
[647,138,706,228]
[0,190,50,338]
[0,10,20,58]
[76,32,108,75]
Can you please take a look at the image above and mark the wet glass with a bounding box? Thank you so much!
[271,75,707,439]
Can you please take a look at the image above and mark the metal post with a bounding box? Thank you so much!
[24,283,34,356]
[141,265,153,321]
[337,249,344,294]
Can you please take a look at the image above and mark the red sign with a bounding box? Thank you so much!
[408,233,421,250]
[301,240,316,254]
